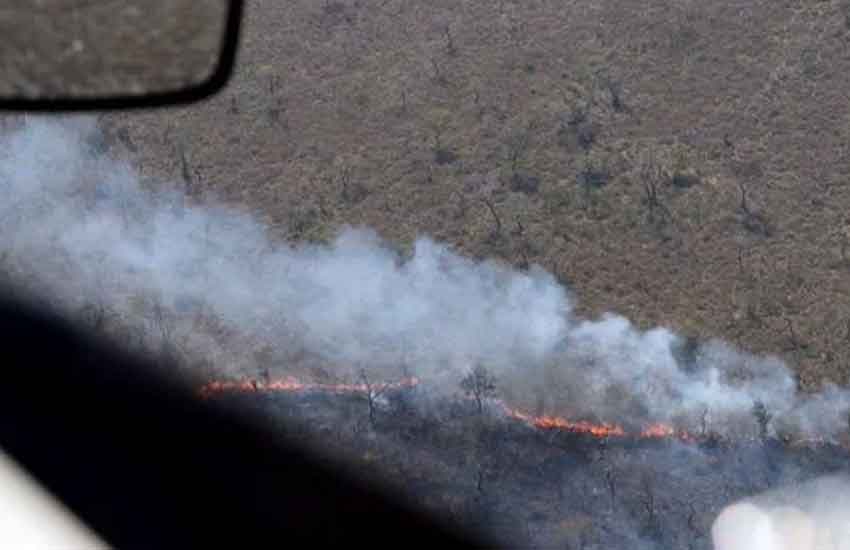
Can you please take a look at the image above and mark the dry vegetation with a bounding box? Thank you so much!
[104,0,850,393]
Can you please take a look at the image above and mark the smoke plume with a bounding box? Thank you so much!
[0,116,848,441]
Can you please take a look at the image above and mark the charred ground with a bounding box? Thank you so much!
[209,387,850,549]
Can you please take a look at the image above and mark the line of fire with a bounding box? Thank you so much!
[196,376,838,446]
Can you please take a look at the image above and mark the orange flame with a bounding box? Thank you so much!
[500,404,627,437]
[198,376,697,442]
[198,376,420,400]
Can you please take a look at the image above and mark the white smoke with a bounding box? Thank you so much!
[712,474,850,550]
[0,116,848,440]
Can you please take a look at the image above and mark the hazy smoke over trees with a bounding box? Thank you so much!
[0,116,848,442]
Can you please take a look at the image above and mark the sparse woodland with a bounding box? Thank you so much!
[7,0,850,547]
[110,0,850,393]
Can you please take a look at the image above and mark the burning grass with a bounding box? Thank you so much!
[199,376,782,446]
[198,375,850,549]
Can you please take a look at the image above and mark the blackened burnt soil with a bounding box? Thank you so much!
[209,388,850,549]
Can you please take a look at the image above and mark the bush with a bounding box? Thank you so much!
[510,172,540,195]
[434,148,458,165]
[670,173,700,189]
[577,166,610,189]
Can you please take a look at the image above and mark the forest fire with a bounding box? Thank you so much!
[499,405,696,441]
[198,376,421,399]
[198,376,697,442]
[500,406,627,437]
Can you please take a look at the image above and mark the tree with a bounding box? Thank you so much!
[637,150,672,230]
[460,364,497,414]
[359,368,387,428]
[638,470,661,540]
[752,400,772,440]
[505,127,531,178]
[481,198,502,237]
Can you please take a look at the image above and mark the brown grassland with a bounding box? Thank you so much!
[105,0,850,392]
